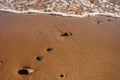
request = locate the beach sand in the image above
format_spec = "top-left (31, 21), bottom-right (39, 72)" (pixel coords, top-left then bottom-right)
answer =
top-left (0, 12), bottom-right (120, 80)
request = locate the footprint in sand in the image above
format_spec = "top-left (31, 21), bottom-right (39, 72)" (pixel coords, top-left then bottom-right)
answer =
top-left (36, 56), bottom-right (44, 61)
top-left (59, 74), bottom-right (65, 78)
top-left (107, 19), bottom-right (111, 22)
top-left (46, 48), bottom-right (53, 52)
top-left (60, 32), bottom-right (73, 37)
top-left (18, 67), bottom-right (34, 75)
top-left (97, 19), bottom-right (103, 24)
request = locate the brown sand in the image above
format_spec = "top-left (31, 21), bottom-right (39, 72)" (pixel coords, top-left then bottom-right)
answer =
top-left (0, 12), bottom-right (120, 80)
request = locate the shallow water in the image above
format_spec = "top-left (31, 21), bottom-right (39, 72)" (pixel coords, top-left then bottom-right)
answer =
top-left (0, 0), bottom-right (120, 17)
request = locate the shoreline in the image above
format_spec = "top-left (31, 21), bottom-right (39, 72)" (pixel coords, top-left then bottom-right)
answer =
top-left (0, 8), bottom-right (120, 18)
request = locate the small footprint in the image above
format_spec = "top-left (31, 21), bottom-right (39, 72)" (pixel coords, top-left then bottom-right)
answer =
top-left (36, 56), bottom-right (43, 61)
top-left (46, 48), bottom-right (53, 52)
top-left (97, 19), bottom-right (103, 24)
top-left (107, 19), bottom-right (111, 21)
top-left (60, 32), bottom-right (73, 37)
top-left (59, 74), bottom-right (65, 78)
top-left (18, 67), bottom-right (34, 75)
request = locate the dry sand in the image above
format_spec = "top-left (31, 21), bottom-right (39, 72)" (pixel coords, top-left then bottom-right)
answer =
top-left (0, 12), bottom-right (120, 80)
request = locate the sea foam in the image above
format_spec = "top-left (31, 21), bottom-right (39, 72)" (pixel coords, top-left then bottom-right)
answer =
top-left (0, 0), bottom-right (120, 17)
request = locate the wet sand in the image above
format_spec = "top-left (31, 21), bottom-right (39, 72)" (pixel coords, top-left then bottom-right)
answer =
top-left (0, 12), bottom-right (120, 80)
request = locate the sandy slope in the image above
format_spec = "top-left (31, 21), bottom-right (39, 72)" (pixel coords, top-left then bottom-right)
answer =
top-left (0, 12), bottom-right (120, 80)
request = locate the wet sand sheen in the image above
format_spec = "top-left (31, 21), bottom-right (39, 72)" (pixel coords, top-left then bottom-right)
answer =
top-left (0, 12), bottom-right (120, 80)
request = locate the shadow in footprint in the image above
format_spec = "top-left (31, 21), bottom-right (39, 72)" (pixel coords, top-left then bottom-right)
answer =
top-left (107, 19), bottom-right (111, 21)
top-left (59, 74), bottom-right (65, 78)
top-left (97, 19), bottom-right (103, 24)
top-left (46, 48), bottom-right (53, 52)
top-left (36, 56), bottom-right (43, 61)
top-left (18, 67), bottom-right (34, 75)
top-left (60, 32), bottom-right (73, 37)
top-left (18, 69), bottom-right (29, 75)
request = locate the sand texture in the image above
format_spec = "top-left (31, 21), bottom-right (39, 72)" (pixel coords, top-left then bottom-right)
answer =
top-left (0, 12), bottom-right (120, 80)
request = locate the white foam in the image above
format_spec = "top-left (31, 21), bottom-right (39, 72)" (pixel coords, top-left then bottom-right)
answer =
top-left (0, 8), bottom-right (120, 18)
top-left (0, 0), bottom-right (120, 18)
